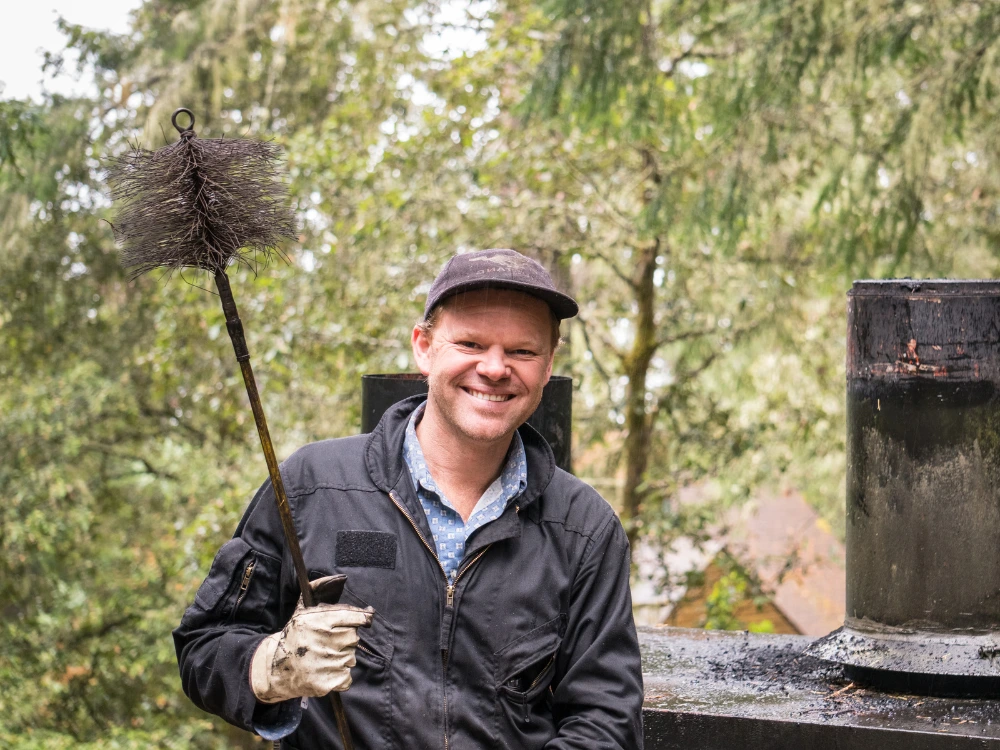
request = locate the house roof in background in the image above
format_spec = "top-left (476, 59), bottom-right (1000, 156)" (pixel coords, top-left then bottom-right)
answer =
top-left (725, 490), bottom-right (846, 635)
top-left (632, 487), bottom-right (846, 636)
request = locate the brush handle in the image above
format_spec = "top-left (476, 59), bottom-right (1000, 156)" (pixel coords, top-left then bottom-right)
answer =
top-left (214, 270), bottom-right (356, 750)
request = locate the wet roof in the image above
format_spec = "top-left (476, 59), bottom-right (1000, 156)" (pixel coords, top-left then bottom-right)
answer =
top-left (640, 627), bottom-right (1000, 748)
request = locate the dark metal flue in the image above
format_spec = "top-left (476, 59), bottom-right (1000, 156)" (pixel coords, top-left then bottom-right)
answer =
top-left (808, 279), bottom-right (1000, 697)
top-left (361, 374), bottom-right (573, 473)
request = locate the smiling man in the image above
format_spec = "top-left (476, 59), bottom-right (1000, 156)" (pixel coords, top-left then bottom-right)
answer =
top-left (174, 249), bottom-right (644, 748)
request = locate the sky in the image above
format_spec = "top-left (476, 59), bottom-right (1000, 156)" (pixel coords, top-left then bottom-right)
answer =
top-left (0, 0), bottom-right (142, 101)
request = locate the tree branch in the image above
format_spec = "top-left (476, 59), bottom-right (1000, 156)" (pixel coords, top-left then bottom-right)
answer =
top-left (590, 250), bottom-right (638, 289)
top-left (654, 352), bottom-right (719, 417)
top-left (67, 613), bottom-right (141, 647)
top-left (574, 313), bottom-right (620, 406)
top-left (661, 45), bottom-right (736, 75)
top-left (576, 310), bottom-right (625, 364)
top-left (656, 327), bottom-right (716, 347)
top-left (550, 141), bottom-right (639, 233)
top-left (137, 399), bottom-right (208, 442)
top-left (84, 444), bottom-right (178, 481)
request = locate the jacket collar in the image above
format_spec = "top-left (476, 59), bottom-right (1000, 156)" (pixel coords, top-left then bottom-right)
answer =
top-left (364, 394), bottom-right (556, 513)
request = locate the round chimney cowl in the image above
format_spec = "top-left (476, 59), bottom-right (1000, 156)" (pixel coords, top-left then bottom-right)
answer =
top-left (808, 280), bottom-right (1000, 697)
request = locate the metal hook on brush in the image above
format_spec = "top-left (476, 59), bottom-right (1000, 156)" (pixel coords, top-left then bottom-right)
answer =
top-left (171, 107), bottom-right (195, 134)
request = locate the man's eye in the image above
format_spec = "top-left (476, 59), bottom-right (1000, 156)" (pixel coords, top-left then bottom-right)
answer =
top-left (511, 349), bottom-right (536, 357)
top-left (457, 341), bottom-right (481, 349)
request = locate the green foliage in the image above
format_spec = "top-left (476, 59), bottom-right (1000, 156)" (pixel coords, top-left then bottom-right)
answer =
top-left (702, 557), bottom-right (774, 633)
top-left (703, 570), bottom-right (748, 631)
top-left (0, 100), bottom-right (43, 178)
top-left (3, 0), bottom-right (1000, 744)
top-left (514, 0), bottom-right (1000, 540)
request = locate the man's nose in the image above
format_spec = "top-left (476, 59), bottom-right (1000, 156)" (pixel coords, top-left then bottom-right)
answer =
top-left (477, 345), bottom-right (510, 380)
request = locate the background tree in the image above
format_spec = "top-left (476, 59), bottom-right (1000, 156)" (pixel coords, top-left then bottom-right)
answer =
top-left (513, 0), bottom-right (1000, 537)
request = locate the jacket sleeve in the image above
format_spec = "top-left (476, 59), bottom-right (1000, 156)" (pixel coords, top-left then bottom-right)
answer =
top-left (172, 478), bottom-right (304, 740)
top-left (547, 513), bottom-right (644, 749)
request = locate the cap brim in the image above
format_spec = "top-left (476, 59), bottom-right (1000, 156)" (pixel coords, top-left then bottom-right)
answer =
top-left (432, 280), bottom-right (579, 320)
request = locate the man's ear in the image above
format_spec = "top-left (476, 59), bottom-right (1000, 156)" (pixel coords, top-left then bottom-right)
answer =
top-left (541, 350), bottom-right (554, 386)
top-left (412, 326), bottom-right (433, 376)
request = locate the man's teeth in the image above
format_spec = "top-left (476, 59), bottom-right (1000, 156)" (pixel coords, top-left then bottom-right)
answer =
top-left (468, 390), bottom-right (511, 402)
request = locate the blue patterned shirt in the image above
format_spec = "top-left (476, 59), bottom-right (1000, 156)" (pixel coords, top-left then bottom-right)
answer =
top-left (403, 401), bottom-right (527, 582)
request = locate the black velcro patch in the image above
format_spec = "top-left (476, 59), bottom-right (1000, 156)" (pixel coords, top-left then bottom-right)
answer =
top-left (336, 530), bottom-right (397, 570)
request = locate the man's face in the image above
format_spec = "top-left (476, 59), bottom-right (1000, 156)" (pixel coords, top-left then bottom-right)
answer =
top-left (412, 288), bottom-right (555, 446)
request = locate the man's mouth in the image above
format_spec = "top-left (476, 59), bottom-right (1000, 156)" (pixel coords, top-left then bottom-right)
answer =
top-left (462, 388), bottom-right (514, 403)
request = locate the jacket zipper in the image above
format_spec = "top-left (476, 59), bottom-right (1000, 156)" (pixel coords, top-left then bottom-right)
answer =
top-left (388, 491), bottom-right (449, 582)
top-left (235, 559), bottom-right (256, 608)
top-left (388, 490), bottom-right (453, 749)
top-left (445, 545), bottom-right (493, 749)
top-left (442, 648), bottom-right (451, 750)
top-left (508, 654), bottom-right (555, 724)
top-left (528, 655), bottom-right (555, 691)
top-left (388, 490), bottom-right (500, 750)
top-left (449, 545), bottom-right (491, 606)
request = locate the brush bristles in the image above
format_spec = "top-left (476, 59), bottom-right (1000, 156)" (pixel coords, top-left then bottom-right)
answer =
top-left (107, 134), bottom-right (297, 280)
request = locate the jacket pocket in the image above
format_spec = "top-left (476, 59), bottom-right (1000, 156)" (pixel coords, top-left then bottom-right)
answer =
top-left (340, 586), bottom-right (394, 750)
top-left (183, 538), bottom-right (282, 630)
top-left (193, 537), bottom-right (253, 613)
top-left (494, 614), bottom-right (565, 748)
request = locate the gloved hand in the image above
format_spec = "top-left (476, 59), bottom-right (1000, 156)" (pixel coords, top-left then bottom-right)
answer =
top-left (250, 589), bottom-right (374, 704)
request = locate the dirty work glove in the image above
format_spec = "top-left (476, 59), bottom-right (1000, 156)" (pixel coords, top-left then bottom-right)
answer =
top-left (250, 594), bottom-right (373, 704)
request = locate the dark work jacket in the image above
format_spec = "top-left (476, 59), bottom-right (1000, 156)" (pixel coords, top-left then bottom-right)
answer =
top-left (173, 396), bottom-right (644, 749)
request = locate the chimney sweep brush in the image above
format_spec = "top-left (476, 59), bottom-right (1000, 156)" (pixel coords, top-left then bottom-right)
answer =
top-left (107, 108), bottom-right (356, 749)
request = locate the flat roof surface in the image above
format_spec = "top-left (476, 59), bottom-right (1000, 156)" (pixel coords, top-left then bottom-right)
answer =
top-left (640, 627), bottom-right (1000, 748)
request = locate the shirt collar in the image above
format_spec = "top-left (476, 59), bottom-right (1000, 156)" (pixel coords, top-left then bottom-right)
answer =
top-left (403, 401), bottom-right (527, 506)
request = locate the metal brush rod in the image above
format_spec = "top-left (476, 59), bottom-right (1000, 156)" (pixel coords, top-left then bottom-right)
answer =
top-left (214, 270), bottom-right (355, 750)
